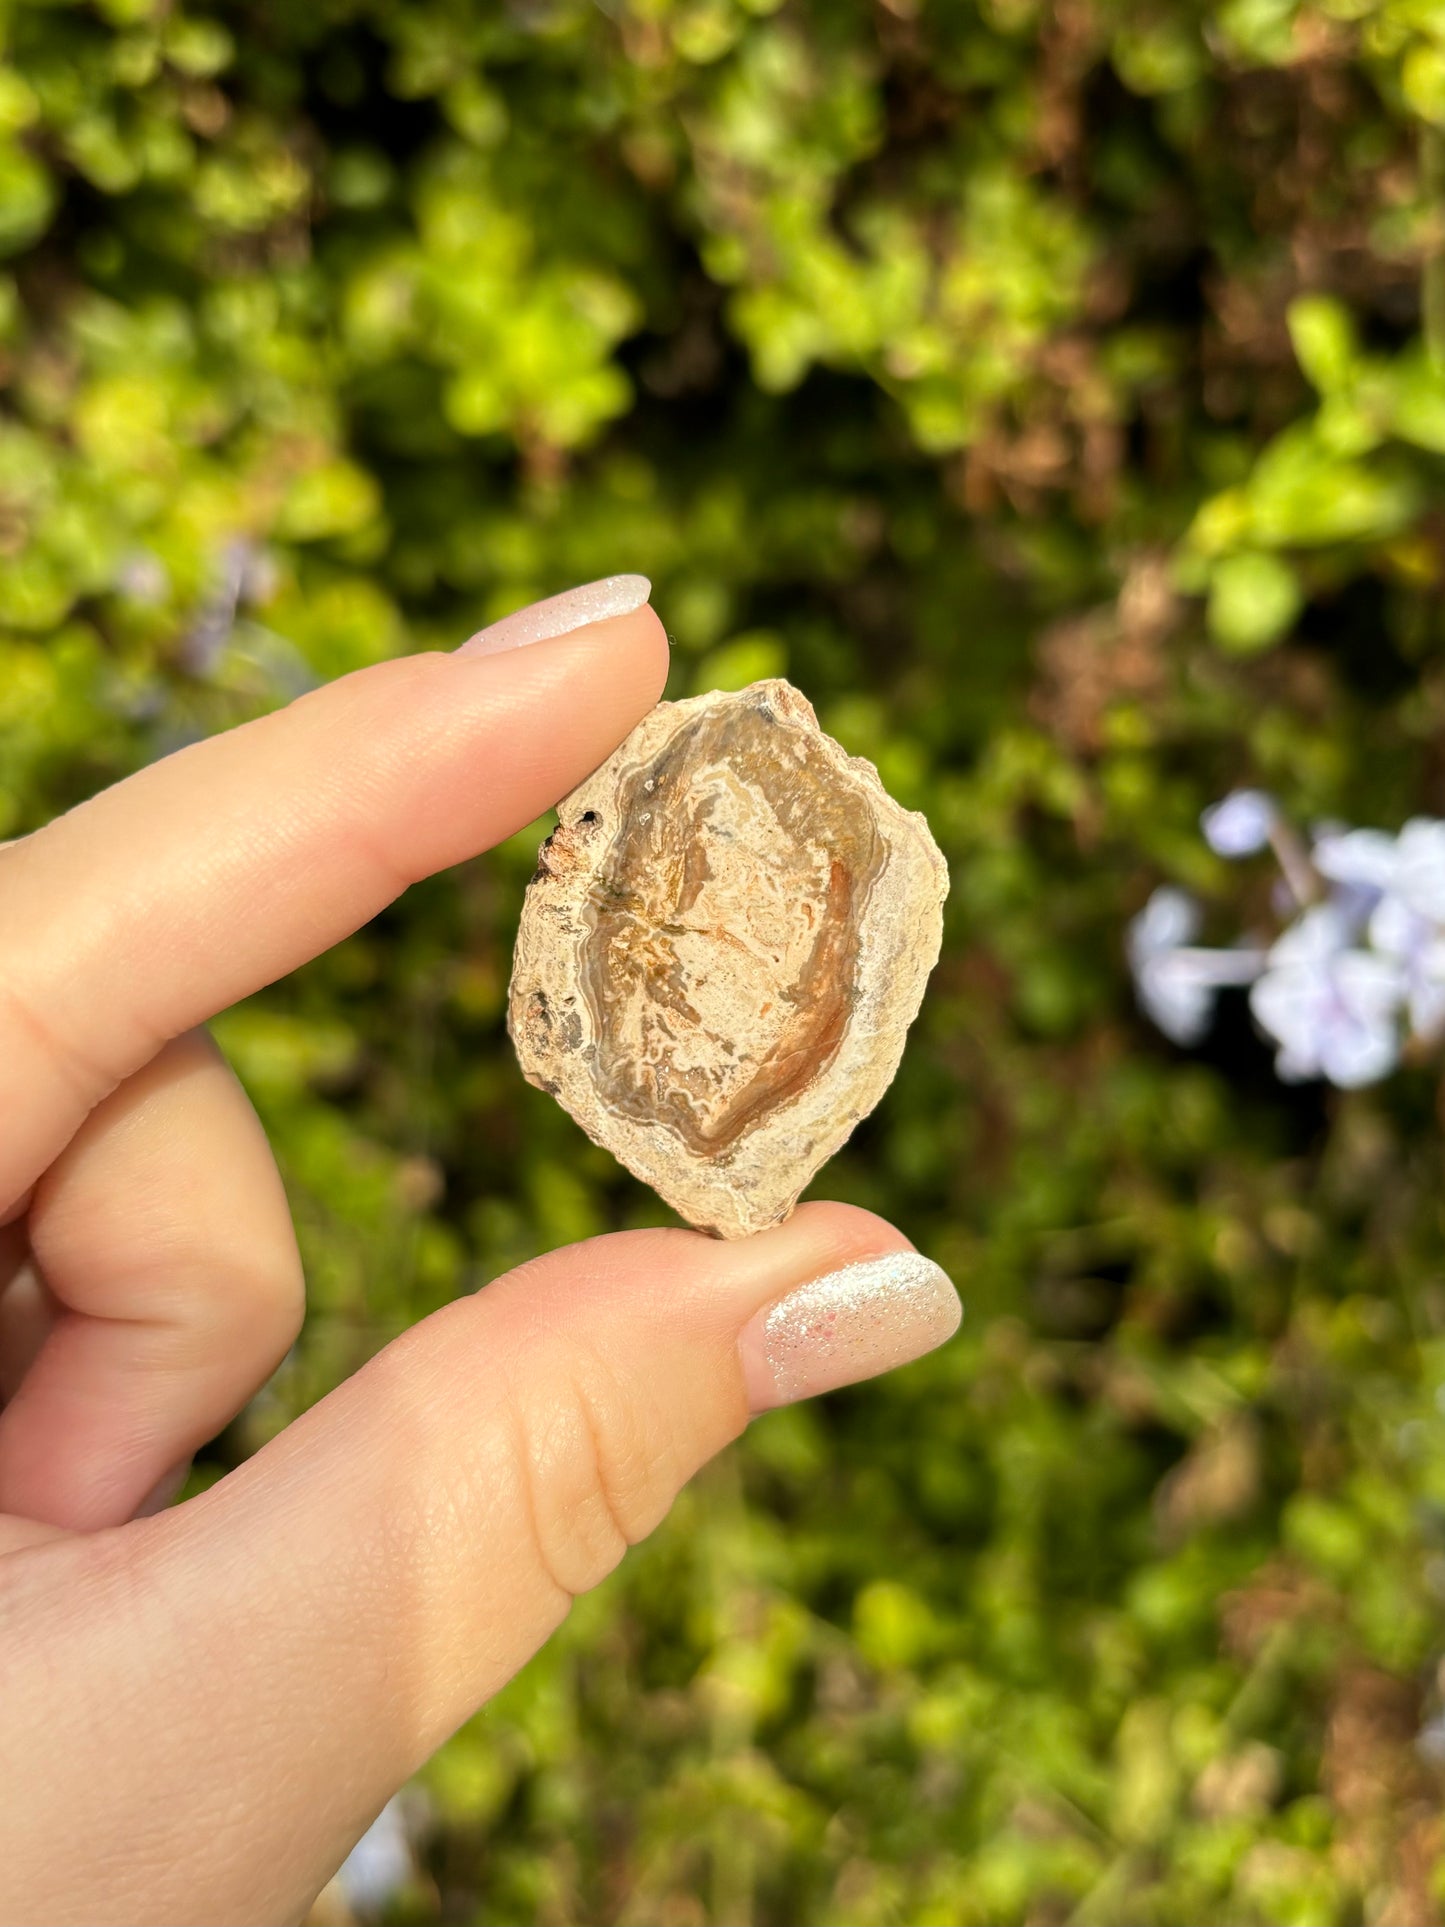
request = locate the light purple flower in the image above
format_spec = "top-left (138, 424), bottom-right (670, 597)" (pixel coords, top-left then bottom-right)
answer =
top-left (336, 1797), bottom-right (413, 1915)
top-left (1128, 889), bottom-right (1208, 1044)
top-left (1249, 905), bottom-right (1405, 1087)
top-left (1311, 826), bottom-right (1399, 913)
top-left (1313, 817), bottom-right (1445, 1041)
top-left (179, 537), bottom-right (255, 676)
top-left (1127, 887), bottom-right (1266, 1045)
top-left (115, 549), bottom-right (169, 605)
top-left (1130, 886), bottom-right (1201, 959)
top-left (238, 543), bottom-right (280, 608)
top-left (1418, 1711), bottom-right (1445, 1768)
top-left (1137, 805), bottom-right (1444, 1081)
top-left (1392, 818), bottom-right (1445, 923)
top-left (1311, 824), bottom-right (1405, 933)
top-left (1202, 789), bottom-right (1277, 857)
top-left (1204, 788), bottom-right (1322, 904)
top-left (1370, 890), bottom-right (1445, 1041)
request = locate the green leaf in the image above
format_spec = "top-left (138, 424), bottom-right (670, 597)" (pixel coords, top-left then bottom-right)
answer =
top-left (1207, 550), bottom-right (1303, 653)
top-left (276, 461), bottom-right (382, 542)
top-left (1287, 295), bottom-right (1358, 394)
top-left (1403, 41), bottom-right (1445, 124)
top-left (1387, 347), bottom-right (1445, 452)
top-left (695, 630), bottom-right (788, 690)
top-left (0, 141), bottom-right (54, 256)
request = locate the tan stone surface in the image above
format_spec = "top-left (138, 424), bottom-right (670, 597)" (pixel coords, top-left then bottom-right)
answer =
top-left (508, 679), bottom-right (949, 1238)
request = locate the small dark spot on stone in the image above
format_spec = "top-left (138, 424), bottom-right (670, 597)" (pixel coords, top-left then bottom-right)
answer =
top-left (531, 835), bottom-right (559, 884)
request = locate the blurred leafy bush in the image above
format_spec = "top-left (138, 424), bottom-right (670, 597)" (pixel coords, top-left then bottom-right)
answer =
top-left (5, 0), bottom-right (1445, 1920)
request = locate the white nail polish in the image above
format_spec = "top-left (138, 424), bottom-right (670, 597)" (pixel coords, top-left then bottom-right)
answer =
top-left (456, 575), bottom-right (652, 658)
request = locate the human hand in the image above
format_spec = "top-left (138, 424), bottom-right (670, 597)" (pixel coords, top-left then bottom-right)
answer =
top-left (0, 578), bottom-right (961, 1925)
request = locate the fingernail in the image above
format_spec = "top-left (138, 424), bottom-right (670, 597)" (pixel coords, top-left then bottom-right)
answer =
top-left (134, 1459), bottom-right (191, 1519)
top-left (738, 1253), bottom-right (962, 1414)
top-left (456, 574), bottom-right (652, 658)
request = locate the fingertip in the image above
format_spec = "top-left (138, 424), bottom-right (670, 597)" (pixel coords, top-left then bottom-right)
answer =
top-left (453, 596), bottom-right (669, 691)
top-left (751, 1199), bottom-right (918, 1269)
top-left (735, 1228), bottom-right (960, 1414)
top-left (480, 1200), bottom-right (916, 1350)
top-left (257, 604), bottom-right (672, 893)
top-left (455, 575), bottom-right (654, 659)
top-left (540, 600), bottom-right (670, 709)
top-left (631, 600), bottom-right (672, 701)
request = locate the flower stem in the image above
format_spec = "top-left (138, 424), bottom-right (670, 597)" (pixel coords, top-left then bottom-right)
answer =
top-left (1267, 821), bottom-right (1321, 909)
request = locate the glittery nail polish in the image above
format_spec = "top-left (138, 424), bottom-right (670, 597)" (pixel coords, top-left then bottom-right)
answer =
top-left (456, 575), bottom-right (652, 657)
top-left (737, 1252), bottom-right (962, 1413)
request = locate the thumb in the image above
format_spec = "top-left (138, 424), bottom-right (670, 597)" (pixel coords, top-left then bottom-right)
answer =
top-left (9, 1204), bottom-right (960, 1924)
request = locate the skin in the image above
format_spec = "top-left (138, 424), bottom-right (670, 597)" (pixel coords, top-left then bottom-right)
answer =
top-left (0, 606), bottom-right (918, 1925)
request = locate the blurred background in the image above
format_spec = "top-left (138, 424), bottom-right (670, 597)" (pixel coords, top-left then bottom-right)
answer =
top-left (3, 0), bottom-right (1445, 1920)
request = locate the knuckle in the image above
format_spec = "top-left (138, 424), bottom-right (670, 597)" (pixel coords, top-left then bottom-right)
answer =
top-left (153, 1031), bottom-right (306, 1363)
top-left (226, 1245), bottom-right (306, 1361)
top-left (145, 1244), bottom-right (304, 1377)
top-left (505, 1347), bottom-right (679, 1601)
top-left (337, 807), bottom-right (423, 902)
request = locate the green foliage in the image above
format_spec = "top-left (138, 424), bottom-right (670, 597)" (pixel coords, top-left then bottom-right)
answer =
top-left (5, 0), bottom-right (1445, 1920)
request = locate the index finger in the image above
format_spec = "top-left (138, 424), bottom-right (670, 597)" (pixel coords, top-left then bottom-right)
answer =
top-left (0, 593), bottom-right (668, 1213)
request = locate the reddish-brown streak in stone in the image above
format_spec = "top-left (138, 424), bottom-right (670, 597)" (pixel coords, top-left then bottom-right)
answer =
top-left (577, 702), bottom-right (886, 1155)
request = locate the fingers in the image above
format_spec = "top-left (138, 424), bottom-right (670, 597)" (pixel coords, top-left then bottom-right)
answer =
top-left (0, 1204), bottom-right (960, 1923)
top-left (0, 1030), bottom-right (302, 1532)
top-left (0, 1248), bottom-right (54, 1402)
top-left (0, 601), bottom-right (669, 1212)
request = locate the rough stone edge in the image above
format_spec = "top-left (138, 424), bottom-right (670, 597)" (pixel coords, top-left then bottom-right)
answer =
top-left (508, 680), bottom-right (950, 1237)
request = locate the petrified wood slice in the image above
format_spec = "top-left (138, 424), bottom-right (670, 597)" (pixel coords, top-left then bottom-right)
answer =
top-left (508, 679), bottom-right (949, 1238)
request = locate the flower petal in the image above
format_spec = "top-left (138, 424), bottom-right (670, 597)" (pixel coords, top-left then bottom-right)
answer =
top-left (1137, 953), bottom-right (1217, 1045)
top-left (1268, 904), bottom-right (1351, 967)
top-left (1396, 819), bottom-right (1445, 921)
top-left (1128, 886), bottom-right (1201, 964)
top-left (1312, 827), bottom-right (1399, 893)
top-left (1202, 789), bottom-right (1277, 857)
